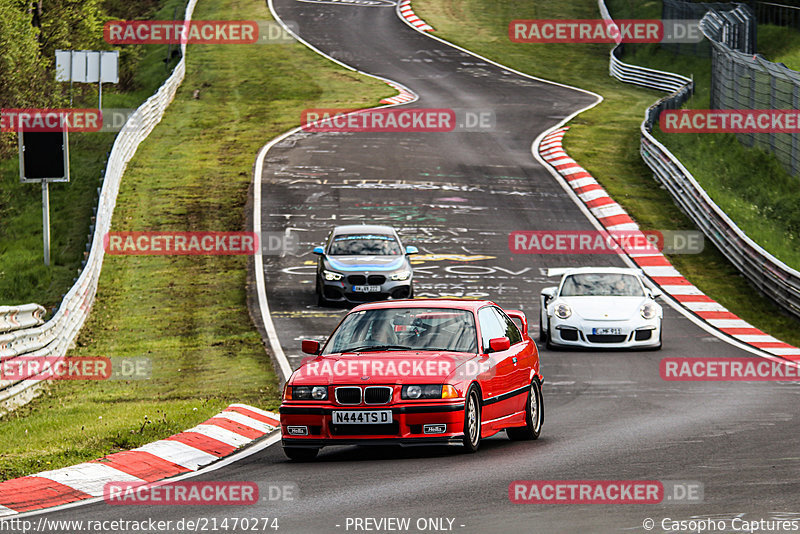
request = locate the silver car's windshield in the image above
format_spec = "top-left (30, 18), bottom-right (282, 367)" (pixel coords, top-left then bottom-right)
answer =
top-left (560, 273), bottom-right (644, 297)
top-left (329, 234), bottom-right (402, 256)
top-left (323, 308), bottom-right (477, 354)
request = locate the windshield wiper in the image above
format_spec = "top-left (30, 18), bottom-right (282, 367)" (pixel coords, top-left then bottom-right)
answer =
top-left (340, 344), bottom-right (413, 353)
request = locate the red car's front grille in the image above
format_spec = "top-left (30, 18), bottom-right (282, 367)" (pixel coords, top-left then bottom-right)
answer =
top-left (335, 387), bottom-right (362, 405)
top-left (364, 386), bottom-right (392, 404)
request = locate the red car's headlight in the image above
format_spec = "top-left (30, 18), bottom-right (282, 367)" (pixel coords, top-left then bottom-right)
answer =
top-left (290, 386), bottom-right (328, 400)
top-left (401, 385), bottom-right (458, 399)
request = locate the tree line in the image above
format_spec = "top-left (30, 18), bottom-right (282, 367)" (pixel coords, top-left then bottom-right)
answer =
top-left (0, 0), bottom-right (163, 156)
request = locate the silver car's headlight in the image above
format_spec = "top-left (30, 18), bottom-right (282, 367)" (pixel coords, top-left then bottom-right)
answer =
top-left (323, 270), bottom-right (343, 281)
top-left (391, 270), bottom-right (411, 281)
top-left (640, 302), bottom-right (658, 320)
top-left (554, 303), bottom-right (572, 319)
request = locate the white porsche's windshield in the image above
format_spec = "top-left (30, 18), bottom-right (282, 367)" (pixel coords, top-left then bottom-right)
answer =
top-left (560, 273), bottom-right (644, 297)
top-left (323, 308), bottom-right (477, 354)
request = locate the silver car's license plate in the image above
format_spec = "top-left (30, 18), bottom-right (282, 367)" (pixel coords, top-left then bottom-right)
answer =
top-left (592, 327), bottom-right (622, 335)
top-left (353, 285), bottom-right (381, 293)
top-left (332, 410), bottom-right (392, 425)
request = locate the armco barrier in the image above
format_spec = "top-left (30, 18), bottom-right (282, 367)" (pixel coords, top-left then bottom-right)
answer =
top-left (597, 0), bottom-right (694, 94)
top-left (597, 0), bottom-right (800, 320)
top-left (0, 0), bottom-right (198, 413)
top-left (0, 304), bottom-right (45, 333)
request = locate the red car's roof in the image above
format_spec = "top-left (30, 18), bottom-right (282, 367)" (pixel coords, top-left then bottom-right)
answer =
top-left (350, 298), bottom-right (495, 313)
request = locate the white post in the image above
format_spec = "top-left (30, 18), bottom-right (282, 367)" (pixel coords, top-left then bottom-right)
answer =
top-left (42, 181), bottom-right (51, 266)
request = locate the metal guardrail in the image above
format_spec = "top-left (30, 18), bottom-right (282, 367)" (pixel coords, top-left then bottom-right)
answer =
top-left (598, 0), bottom-right (800, 321)
top-left (701, 5), bottom-right (757, 53)
top-left (661, 0), bottom-right (755, 56)
top-left (609, 48), bottom-right (693, 93)
top-left (0, 305), bottom-right (45, 333)
top-left (597, 0), bottom-right (694, 94)
top-left (0, 0), bottom-right (199, 413)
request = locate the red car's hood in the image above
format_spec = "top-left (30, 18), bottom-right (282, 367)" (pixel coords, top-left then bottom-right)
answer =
top-left (290, 351), bottom-right (480, 385)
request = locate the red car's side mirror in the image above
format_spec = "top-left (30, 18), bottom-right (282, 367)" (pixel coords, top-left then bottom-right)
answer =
top-left (301, 339), bottom-right (321, 355)
top-left (505, 310), bottom-right (528, 336)
top-left (489, 337), bottom-right (511, 352)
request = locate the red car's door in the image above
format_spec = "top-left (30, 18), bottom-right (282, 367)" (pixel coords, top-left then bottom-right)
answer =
top-left (476, 306), bottom-right (520, 428)
top-left (494, 308), bottom-right (535, 413)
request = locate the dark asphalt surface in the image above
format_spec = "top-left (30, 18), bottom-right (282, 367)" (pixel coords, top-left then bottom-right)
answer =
top-left (25, 1), bottom-right (800, 533)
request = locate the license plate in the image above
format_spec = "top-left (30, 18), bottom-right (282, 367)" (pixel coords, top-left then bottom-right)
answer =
top-left (353, 285), bottom-right (381, 293)
top-left (332, 410), bottom-right (392, 425)
top-left (592, 327), bottom-right (622, 335)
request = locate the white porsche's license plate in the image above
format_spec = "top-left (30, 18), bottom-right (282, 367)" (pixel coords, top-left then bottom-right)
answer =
top-left (592, 327), bottom-right (622, 335)
top-left (332, 410), bottom-right (392, 425)
top-left (353, 285), bottom-right (381, 293)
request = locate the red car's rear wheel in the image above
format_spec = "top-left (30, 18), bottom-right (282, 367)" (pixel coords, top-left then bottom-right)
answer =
top-left (461, 386), bottom-right (482, 453)
top-left (508, 379), bottom-right (543, 441)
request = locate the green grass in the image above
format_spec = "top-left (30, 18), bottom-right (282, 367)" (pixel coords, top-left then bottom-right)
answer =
top-left (0, 0), bottom-right (392, 480)
top-left (413, 0), bottom-right (800, 345)
top-left (0, 0), bottom-right (187, 309)
top-left (640, 24), bottom-right (800, 269)
top-left (759, 24), bottom-right (800, 70)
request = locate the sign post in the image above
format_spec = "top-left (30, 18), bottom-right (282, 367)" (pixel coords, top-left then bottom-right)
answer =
top-left (18, 130), bottom-right (70, 266)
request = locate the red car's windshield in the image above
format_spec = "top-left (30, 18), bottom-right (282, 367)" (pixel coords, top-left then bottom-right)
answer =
top-left (322, 307), bottom-right (477, 354)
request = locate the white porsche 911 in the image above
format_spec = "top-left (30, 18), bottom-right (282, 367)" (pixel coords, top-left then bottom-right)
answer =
top-left (539, 267), bottom-right (663, 350)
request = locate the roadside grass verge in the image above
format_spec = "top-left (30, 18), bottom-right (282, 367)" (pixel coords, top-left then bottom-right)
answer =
top-left (0, 0), bottom-right (187, 309)
top-left (0, 0), bottom-right (392, 480)
top-left (617, 3), bottom-right (800, 269)
top-left (413, 0), bottom-right (800, 345)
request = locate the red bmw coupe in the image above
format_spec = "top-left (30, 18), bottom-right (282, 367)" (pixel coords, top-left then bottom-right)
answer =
top-left (279, 299), bottom-right (543, 460)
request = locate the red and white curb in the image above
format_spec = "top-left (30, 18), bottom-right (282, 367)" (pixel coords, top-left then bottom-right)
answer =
top-left (398, 0), bottom-right (433, 32)
top-left (0, 404), bottom-right (279, 516)
top-left (380, 80), bottom-right (417, 105)
top-left (539, 127), bottom-right (800, 363)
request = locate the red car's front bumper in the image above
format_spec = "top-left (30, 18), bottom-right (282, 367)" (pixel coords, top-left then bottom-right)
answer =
top-left (279, 401), bottom-right (466, 448)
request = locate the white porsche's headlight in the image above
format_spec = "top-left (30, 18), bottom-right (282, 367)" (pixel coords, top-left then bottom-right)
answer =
top-left (554, 303), bottom-right (572, 319)
top-left (640, 302), bottom-right (658, 320)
